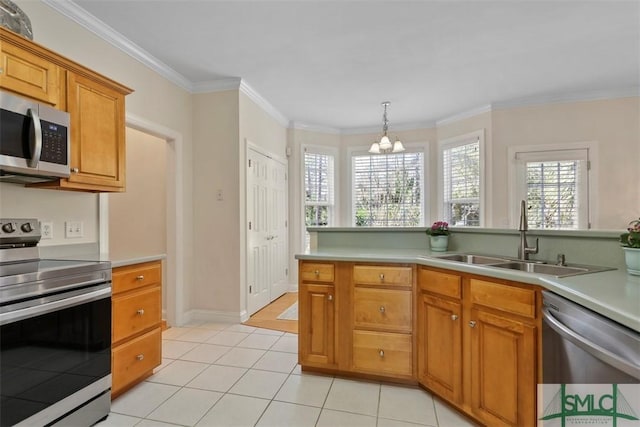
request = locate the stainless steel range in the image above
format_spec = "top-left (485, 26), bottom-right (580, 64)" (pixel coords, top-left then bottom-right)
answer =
top-left (0, 218), bottom-right (112, 427)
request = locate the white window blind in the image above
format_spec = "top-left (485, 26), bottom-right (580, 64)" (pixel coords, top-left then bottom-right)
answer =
top-left (304, 150), bottom-right (334, 227)
top-left (515, 148), bottom-right (589, 229)
top-left (352, 151), bottom-right (423, 227)
top-left (442, 138), bottom-right (480, 226)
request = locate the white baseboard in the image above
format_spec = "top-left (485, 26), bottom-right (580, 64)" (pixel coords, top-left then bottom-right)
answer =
top-left (182, 309), bottom-right (249, 326)
top-left (287, 283), bottom-right (299, 293)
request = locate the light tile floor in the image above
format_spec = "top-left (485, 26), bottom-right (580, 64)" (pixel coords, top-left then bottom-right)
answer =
top-left (99, 322), bottom-right (478, 427)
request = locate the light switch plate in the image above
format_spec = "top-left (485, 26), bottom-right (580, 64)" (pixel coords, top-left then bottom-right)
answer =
top-left (65, 221), bottom-right (83, 238)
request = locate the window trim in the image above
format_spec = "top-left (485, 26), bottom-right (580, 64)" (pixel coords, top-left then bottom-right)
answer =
top-left (507, 141), bottom-right (598, 229)
top-left (437, 129), bottom-right (486, 227)
top-left (347, 142), bottom-right (429, 227)
top-left (301, 144), bottom-right (338, 249)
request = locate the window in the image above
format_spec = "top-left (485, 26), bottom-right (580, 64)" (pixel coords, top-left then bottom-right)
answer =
top-left (304, 148), bottom-right (335, 248)
top-left (512, 147), bottom-right (590, 229)
top-left (441, 135), bottom-right (482, 227)
top-left (352, 150), bottom-right (424, 227)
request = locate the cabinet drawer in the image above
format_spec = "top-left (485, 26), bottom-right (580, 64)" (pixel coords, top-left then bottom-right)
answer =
top-left (470, 279), bottom-right (536, 319)
top-left (300, 262), bottom-right (334, 283)
top-left (353, 265), bottom-right (412, 287)
top-left (418, 268), bottom-right (461, 299)
top-left (354, 288), bottom-right (412, 332)
top-left (112, 327), bottom-right (161, 395)
top-left (113, 286), bottom-right (161, 343)
top-left (352, 330), bottom-right (412, 377)
top-left (113, 261), bottom-right (162, 294)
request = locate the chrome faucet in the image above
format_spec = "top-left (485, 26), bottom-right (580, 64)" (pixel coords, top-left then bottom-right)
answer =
top-left (518, 200), bottom-right (539, 260)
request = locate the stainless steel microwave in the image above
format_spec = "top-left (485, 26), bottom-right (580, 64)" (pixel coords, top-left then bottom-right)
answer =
top-left (0, 91), bottom-right (70, 183)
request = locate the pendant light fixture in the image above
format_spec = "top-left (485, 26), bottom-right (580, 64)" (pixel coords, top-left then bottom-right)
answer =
top-left (369, 101), bottom-right (405, 154)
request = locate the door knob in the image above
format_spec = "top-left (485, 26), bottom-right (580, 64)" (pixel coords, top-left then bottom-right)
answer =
top-left (469, 320), bottom-right (477, 328)
top-left (327, 294), bottom-right (333, 301)
top-left (451, 314), bottom-right (458, 321)
top-left (379, 349), bottom-right (385, 357)
top-left (379, 306), bottom-right (385, 313)
top-left (136, 309), bottom-right (145, 316)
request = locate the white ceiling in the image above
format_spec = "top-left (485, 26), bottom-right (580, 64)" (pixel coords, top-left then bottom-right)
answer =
top-left (62, 1), bottom-right (639, 130)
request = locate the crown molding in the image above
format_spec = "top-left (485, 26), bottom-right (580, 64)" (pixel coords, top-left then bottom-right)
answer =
top-left (341, 119), bottom-right (437, 135)
top-left (492, 86), bottom-right (640, 110)
top-left (239, 80), bottom-right (289, 127)
top-left (436, 104), bottom-right (493, 127)
top-left (289, 121), bottom-right (341, 134)
top-left (43, 0), bottom-right (194, 92)
top-left (192, 78), bottom-right (242, 93)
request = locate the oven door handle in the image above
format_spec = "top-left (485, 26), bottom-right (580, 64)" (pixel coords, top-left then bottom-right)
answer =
top-left (0, 286), bottom-right (111, 326)
top-left (542, 307), bottom-right (640, 380)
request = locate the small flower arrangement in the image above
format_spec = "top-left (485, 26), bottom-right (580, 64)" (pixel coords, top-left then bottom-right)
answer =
top-left (426, 221), bottom-right (450, 236)
top-left (620, 217), bottom-right (640, 249)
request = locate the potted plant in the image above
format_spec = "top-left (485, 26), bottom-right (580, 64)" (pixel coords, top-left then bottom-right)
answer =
top-left (620, 217), bottom-right (640, 275)
top-left (426, 221), bottom-right (450, 252)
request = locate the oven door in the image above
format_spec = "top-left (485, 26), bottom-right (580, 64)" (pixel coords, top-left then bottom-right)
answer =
top-left (0, 282), bottom-right (112, 427)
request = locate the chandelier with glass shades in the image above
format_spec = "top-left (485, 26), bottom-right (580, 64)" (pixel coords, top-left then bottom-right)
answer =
top-left (368, 101), bottom-right (405, 154)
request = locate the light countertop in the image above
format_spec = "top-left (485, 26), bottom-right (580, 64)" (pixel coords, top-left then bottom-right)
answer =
top-left (296, 248), bottom-right (640, 332)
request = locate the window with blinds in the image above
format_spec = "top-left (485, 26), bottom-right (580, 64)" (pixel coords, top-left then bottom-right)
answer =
top-left (514, 148), bottom-right (589, 229)
top-left (304, 150), bottom-right (334, 229)
top-left (442, 138), bottom-right (481, 226)
top-left (352, 151), bottom-right (423, 227)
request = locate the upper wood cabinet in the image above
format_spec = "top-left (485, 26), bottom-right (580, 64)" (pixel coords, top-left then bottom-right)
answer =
top-left (0, 27), bottom-right (133, 192)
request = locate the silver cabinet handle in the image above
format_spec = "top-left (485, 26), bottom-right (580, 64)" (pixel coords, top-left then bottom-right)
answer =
top-left (136, 309), bottom-right (145, 316)
top-left (136, 275), bottom-right (145, 281)
top-left (469, 320), bottom-right (476, 328)
top-left (314, 270), bottom-right (320, 276)
top-left (379, 306), bottom-right (385, 313)
top-left (379, 273), bottom-right (385, 281)
top-left (379, 349), bottom-right (385, 357)
top-left (136, 354), bottom-right (144, 361)
top-left (327, 294), bottom-right (333, 301)
top-left (71, 167), bottom-right (79, 173)
top-left (451, 314), bottom-right (458, 321)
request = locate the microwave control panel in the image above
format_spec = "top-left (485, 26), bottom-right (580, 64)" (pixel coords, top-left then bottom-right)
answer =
top-left (39, 120), bottom-right (68, 165)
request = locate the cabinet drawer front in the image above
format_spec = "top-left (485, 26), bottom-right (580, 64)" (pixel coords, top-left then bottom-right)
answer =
top-left (352, 330), bottom-right (412, 376)
top-left (470, 279), bottom-right (536, 319)
top-left (112, 327), bottom-right (162, 395)
top-left (418, 268), bottom-right (461, 299)
top-left (354, 288), bottom-right (412, 332)
top-left (300, 262), bottom-right (334, 282)
top-left (353, 265), bottom-right (412, 287)
top-left (113, 261), bottom-right (162, 294)
top-left (113, 287), bottom-right (161, 343)
top-left (0, 43), bottom-right (61, 105)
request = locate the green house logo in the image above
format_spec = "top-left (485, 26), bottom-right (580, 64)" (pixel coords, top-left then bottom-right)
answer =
top-left (540, 384), bottom-right (639, 426)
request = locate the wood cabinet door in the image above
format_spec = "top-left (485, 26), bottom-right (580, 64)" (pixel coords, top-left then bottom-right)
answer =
top-left (417, 293), bottom-right (462, 404)
top-left (299, 283), bottom-right (335, 367)
top-left (66, 72), bottom-right (125, 190)
top-left (470, 308), bottom-right (536, 427)
top-left (0, 40), bottom-right (63, 106)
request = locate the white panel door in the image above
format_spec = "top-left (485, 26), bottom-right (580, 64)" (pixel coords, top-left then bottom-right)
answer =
top-left (247, 148), bottom-right (288, 315)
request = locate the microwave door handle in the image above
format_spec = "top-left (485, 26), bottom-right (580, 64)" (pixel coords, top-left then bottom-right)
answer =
top-left (27, 108), bottom-right (42, 168)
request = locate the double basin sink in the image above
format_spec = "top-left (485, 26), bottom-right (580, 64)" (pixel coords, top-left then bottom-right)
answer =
top-left (433, 254), bottom-right (613, 277)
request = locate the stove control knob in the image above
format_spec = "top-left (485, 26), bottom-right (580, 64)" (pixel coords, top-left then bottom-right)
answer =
top-left (2, 222), bottom-right (15, 233)
top-left (21, 223), bottom-right (33, 233)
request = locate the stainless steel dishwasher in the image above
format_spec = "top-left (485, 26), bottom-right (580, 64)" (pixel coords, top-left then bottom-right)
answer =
top-left (542, 290), bottom-right (640, 384)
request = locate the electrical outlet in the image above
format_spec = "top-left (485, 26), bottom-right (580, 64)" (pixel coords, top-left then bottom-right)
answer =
top-left (41, 222), bottom-right (53, 239)
top-left (65, 221), bottom-right (84, 238)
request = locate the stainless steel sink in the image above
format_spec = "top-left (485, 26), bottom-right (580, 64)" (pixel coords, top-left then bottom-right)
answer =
top-left (435, 254), bottom-right (508, 265)
top-left (433, 253), bottom-right (614, 277)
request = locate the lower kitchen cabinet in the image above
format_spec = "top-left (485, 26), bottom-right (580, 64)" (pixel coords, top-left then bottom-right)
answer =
top-left (111, 260), bottom-right (163, 397)
top-left (298, 282), bottom-right (335, 367)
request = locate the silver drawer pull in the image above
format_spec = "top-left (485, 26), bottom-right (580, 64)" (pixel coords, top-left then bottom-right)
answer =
top-left (379, 273), bottom-right (385, 281)
top-left (136, 354), bottom-right (144, 361)
top-left (136, 275), bottom-right (145, 281)
top-left (379, 306), bottom-right (385, 313)
top-left (71, 167), bottom-right (79, 173)
top-left (136, 309), bottom-right (145, 316)
top-left (314, 270), bottom-right (319, 276)
top-left (469, 320), bottom-right (477, 328)
top-left (327, 294), bottom-right (333, 301)
top-left (451, 314), bottom-right (458, 321)
top-left (379, 349), bottom-right (385, 357)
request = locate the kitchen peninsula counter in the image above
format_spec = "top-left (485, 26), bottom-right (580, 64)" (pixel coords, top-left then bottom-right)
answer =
top-left (296, 247), bottom-right (640, 332)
